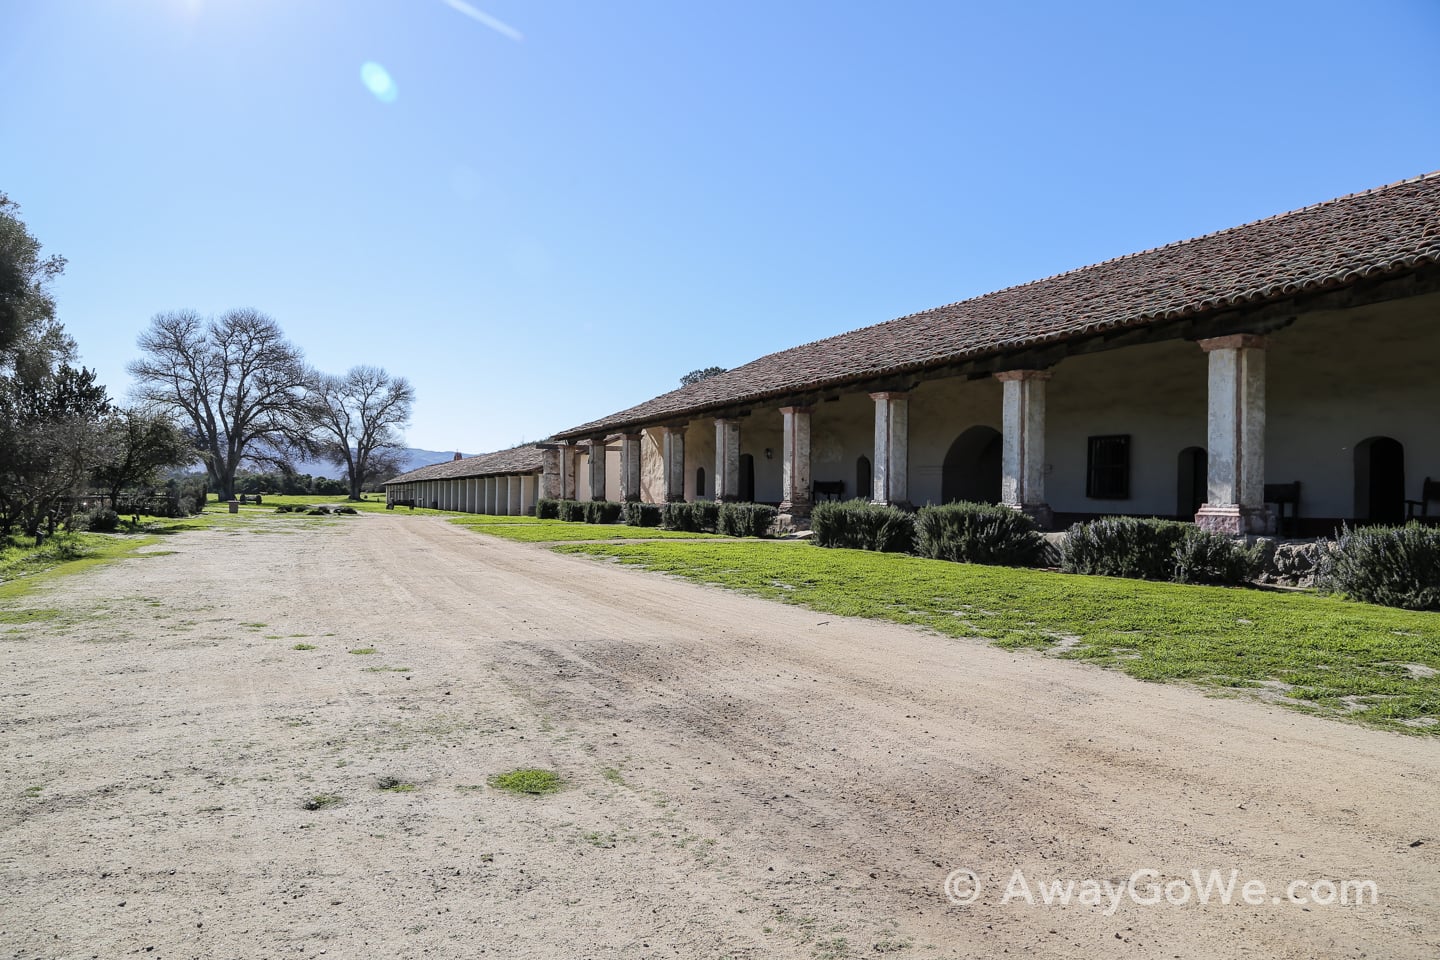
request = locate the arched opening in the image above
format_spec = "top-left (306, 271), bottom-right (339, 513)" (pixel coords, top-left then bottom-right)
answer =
top-left (942, 426), bottom-right (1002, 504)
top-left (695, 466), bottom-right (707, 499)
top-left (1354, 437), bottom-right (1405, 523)
top-left (856, 455), bottom-right (872, 501)
top-left (1177, 447), bottom-right (1207, 519)
top-left (739, 454), bottom-right (755, 502)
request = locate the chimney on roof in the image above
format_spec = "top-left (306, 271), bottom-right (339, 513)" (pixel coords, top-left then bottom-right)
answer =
top-left (453, 452), bottom-right (462, 461)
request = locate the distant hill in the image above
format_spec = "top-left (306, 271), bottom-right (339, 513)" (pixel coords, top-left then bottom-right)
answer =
top-left (294, 447), bottom-right (473, 480)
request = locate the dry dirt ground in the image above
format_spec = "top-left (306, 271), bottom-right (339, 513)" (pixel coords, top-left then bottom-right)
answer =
top-left (2, 513), bottom-right (1438, 959)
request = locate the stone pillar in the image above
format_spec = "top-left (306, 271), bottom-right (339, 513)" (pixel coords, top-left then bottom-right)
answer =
top-left (588, 438), bottom-right (608, 502)
top-left (619, 433), bottom-right (642, 502)
top-left (485, 477), bottom-right (497, 514)
top-left (540, 448), bottom-right (564, 502)
top-left (714, 418), bottom-right (742, 502)
top-left (995, 369), bottom-right (1053, 529)
top-left (869, 391), bottom-right (910, 507)
top-left (562, 443), bottom-right (579, 501)
top-left (779, 406), bottom-right (813, 519)
top-left (1196, 334), bottom-right (1272, 535)
top-left (662, 425), bottom-right (686, 502)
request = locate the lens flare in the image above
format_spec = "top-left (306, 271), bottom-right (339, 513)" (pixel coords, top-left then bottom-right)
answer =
top-left (360, 62), bottom-right (398, 104)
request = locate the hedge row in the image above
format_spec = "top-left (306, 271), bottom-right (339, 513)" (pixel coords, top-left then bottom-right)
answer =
top-left (811, 501), bottom-right (1261, 587)
top-left (538, 498), bottom-right (777, 537)
top-left (1317, 523), bottom-right (1440, 611)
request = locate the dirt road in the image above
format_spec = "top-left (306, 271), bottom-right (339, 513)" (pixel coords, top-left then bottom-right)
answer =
top-left (2, 513), bottom-right (1437, 958)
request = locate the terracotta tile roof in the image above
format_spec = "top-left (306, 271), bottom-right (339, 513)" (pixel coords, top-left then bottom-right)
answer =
top-left (552, 171), bottom-right (1440, 440)
top-left (383, 444), bottom-right (543, 484)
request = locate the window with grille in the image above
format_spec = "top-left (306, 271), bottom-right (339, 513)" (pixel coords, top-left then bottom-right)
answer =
top-left (1087, 435), bottom-right (1131, 500)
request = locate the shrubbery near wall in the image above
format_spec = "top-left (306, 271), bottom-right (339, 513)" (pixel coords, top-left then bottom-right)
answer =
top-left (1171, 527), bottom-right (1262, 585)
top-left (811, 500), bottom-right (915, 553)
top-left (556, 500), bottom-right (587, 522)
top-left (1060, 517), bottom-right (1258, 586)
top-left (662, 501), bottom-right (720, 533)
top-left (622, 502), bottom-right (663, 527)
top-left (1317, 523), bottom-right (1440, 611)
top-left (580, 500), bottom-right (623, 524)
top-left (1060, 517), bottom-right (1190, 580)
top-left (535, 499), bottom-right (561, 520)
top-left (913, 502), bottom-right (1044, 567)
top-left (718, 503), bottom-right (777, 538)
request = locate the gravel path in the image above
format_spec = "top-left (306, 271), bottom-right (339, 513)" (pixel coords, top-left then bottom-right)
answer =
top-left (2, 513), bottom-right (1437, 958)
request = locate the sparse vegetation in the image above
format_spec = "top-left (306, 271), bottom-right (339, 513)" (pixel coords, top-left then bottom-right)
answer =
top-left (488, 768), bottom-right (563, 795)
top-left (292, 642), bottom-right (317, 651)
top-left (301, 793), bottom-right (342, 810)
top-left (349, 647), bottom-right (377, 655)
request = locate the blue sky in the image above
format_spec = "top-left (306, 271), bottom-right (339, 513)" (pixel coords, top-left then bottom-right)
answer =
top-left (3, 0), bottom-right (1438, 453)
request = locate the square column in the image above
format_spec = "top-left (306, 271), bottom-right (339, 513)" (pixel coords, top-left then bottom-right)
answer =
top-left (619, 433), bottom-right (642, 502)
top-left (779, 406), bottom-right (813, 519)
top-left (508, 475), bottom-right (523, 515)
top-left (869, 391), bottom-right (910, 507)
top-left (587, 438), bottom-right (608, 502)
top-left (486, 476), bottom-right (498, 514)
top-left (540, 448), bottom-right (564, 501)
top-left (995, 369), bottom-right (1053, 529)
top-left (714, 418), bottom-right (742, 502)
top-left (520, 475), bottom-right (536, 515)
top-left (562, 443), bottom-right (579, 500)
top-left (1196, 334), bottom-right (1272, 535)
top-left (662, 425), bottom-right (686, 502)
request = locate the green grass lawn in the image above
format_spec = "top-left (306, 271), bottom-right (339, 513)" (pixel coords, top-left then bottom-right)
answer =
top-left (456, 519), bottom-right (725, 542)
top-left (555, 540), bottom-right (1440, 734)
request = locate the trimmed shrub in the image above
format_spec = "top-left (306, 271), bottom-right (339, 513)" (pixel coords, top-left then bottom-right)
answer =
top-left (662, 501), bottom-right (720, 533)
top-left (1060, 517), bottom-right (1189, 580)
top-left (72, 508), bottom-right (120, 533)
top-left (1316, 523), bottom-right (1440, 611)
top-left (1171, 527), bottom-right (1262, 585)
top-left (556, 500), bottom-right (587, 522)
top-left (535, 498), bottom-right (561, 520)
top-left (622, 501), bottom-right (663, 527)
top-left (718, 502), bottom-right (777, 538)
top-left (811, 499), bottom-right (915, 553)
top-left (582, 500), bottom-right (623, 524)
top-left (913, 502), bottom-right (1044, 567)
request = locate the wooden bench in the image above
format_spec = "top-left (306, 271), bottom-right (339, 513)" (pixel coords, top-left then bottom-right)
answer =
top-left (812, 481), bottom-right (845, 502)
top-left (1406, 477), bottom-right (1439, 521)
top-left (1264, 481), bottom-right (1301, 537)
top-left (388, 498), bottom-right (416, 510)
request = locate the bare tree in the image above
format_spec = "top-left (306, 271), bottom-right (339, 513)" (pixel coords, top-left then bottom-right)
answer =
top-left (129, 309), bottom-right (310, 501)
top-left (306, 365), bottom-right (414, 499)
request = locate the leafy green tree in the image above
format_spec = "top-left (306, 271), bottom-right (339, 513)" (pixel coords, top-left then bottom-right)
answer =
top-left (0, 365), bottom-right (111, 538)
top-left (92, 407), bottom-right (195, 505)
top-left (680, 366), bottom-right (727, 387)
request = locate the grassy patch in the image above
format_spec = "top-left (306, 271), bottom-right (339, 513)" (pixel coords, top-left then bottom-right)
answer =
top-left (0, 531), bottom-right (169, 604)
top-left (377, 777), bottom-right (416, 792)
top-left (600, 766), bottom-right (626, 786)
top-left (457, 519), bottom-right (724, 543)
top-left (292, 642), bottom-right (318, 651)
top-left (488, 768), bottom-right (563, 795)
top-left (301, 793), bottom-right (343, 810)
top-left (556, 540), bottom-right (1440, 734)
top-left (348, 647), bottom-right (377, 655)
top-left (446, 514), bottom-right (549, 525)
top-left (261, 494), bottom-right (392, 514)
top-left (363, 665), bottom-right (411, 672)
